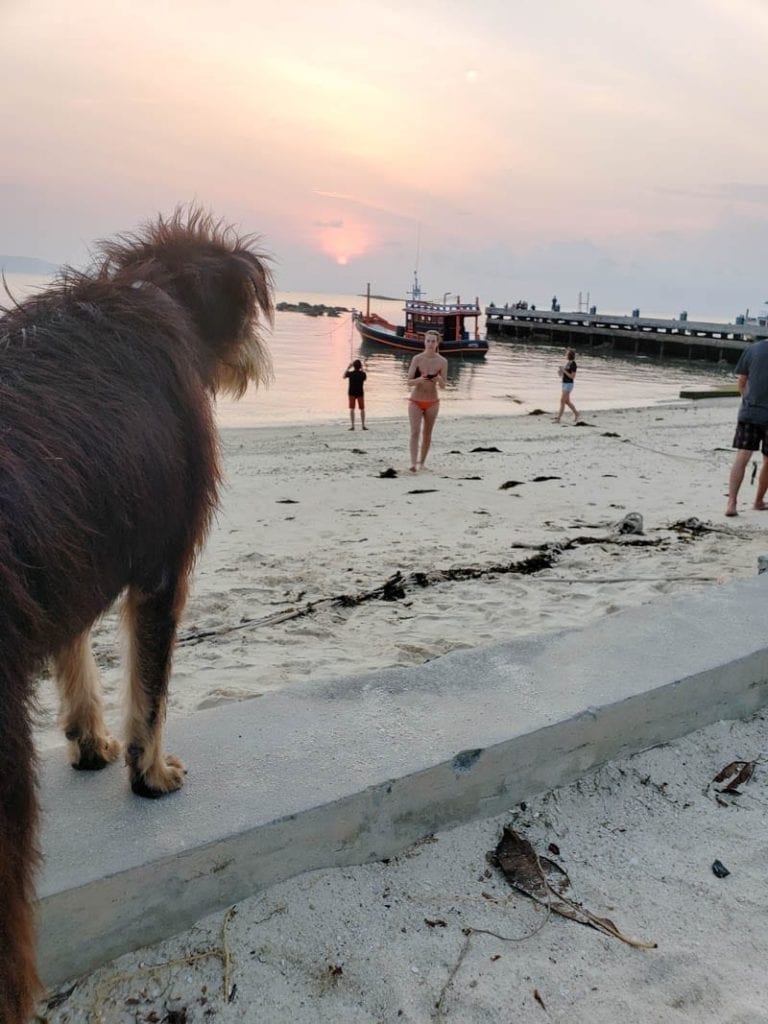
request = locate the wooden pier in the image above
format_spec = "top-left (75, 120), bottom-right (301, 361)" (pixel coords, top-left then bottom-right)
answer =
top-left (485, 306), bottom-right (768, 364)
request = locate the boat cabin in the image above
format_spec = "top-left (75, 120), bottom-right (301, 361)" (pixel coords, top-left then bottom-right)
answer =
top-left (402, 297), bottom-right (482, 344)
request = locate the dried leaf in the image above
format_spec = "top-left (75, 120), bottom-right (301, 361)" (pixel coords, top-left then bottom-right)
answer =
top-left (713, 760), bottom-right (747, 784)
top-left (722, 761), bottom-right (755, 793)
top-left (711, 759), bottom-right (756, 796)
top-left (534, 989), bottom-right (546, 1010)
top-left (489, 826), bottom-right (656, 950)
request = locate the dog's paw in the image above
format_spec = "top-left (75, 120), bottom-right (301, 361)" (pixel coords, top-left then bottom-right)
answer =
top-left (69, 732), bottom-right (122, 772)
top-left (130, 753), bottom-right (187, 799)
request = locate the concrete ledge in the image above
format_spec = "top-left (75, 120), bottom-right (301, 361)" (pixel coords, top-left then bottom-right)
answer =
top-left (38, 574), bottom-right (768, 986)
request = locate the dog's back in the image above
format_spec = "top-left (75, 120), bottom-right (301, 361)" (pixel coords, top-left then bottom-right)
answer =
top-left (0, 209), bottom-right (273, 1022)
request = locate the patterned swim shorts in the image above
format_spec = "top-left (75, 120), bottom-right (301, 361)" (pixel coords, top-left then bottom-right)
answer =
top-left (733, 420), bottom-right (768, 454)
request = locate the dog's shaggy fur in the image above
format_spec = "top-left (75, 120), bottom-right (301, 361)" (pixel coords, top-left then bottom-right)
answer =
top-left (0, 209), bottom-right (273, 1023)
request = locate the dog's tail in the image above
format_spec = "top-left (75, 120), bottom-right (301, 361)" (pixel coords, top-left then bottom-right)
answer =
top-left (0, 658), bottom-right (42, 1022)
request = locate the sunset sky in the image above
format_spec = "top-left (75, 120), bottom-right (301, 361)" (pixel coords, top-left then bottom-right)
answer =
top-left (3, 0), bottom-right (767, 316)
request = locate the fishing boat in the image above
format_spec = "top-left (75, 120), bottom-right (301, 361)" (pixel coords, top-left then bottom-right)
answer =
top-left (353, 277), bottom-right (488, 356)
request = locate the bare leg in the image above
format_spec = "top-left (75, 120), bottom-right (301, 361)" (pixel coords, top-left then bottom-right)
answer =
top-left (348, 406), bottom-right (355, 430)
top-left (564, 394), bottom-right (579, 421)
top-left (726, 448), bottom-right (754, 516)
top-left (361, 405), bottom-right (367, 429)
top-left (53, 631), bottom-right (121, 770)
top-left (554, 392), bottom-right (566, 423)
top-left (419, 403), bottom-right (441, 467)
top-left (408, 401), bottom-right (422, 470)
top-left (124, 576), bottom-right (187, 798)
top-left (754, 455), bottom-right (768, 509)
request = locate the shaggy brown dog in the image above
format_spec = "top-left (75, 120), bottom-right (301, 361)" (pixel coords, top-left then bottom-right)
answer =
top-left (0, 209), bottom-right (273, 1023)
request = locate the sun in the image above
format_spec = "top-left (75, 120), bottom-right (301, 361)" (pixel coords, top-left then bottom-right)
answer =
top-left (314, 220), bottom-right (376, 266)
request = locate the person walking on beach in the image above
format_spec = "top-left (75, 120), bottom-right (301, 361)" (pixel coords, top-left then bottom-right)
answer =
top-left (407, 330), bottom-right (447, 472)
top-left (344, 358), bottom-right (367, 430)
top-left (554, 348), bottom-right (579, 424)
top-left (725, 337), bottom-right (768, 516)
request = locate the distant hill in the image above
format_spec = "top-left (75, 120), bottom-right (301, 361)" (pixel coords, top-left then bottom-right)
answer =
top-left (0, 255), bottom-right (59, 274)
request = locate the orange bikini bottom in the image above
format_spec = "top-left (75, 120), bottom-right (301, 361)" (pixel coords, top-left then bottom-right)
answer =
top-left (410, 399), bottom-right (440, 412)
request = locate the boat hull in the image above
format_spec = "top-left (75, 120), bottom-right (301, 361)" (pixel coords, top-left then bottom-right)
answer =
top-left (355, 318), bottom-right (488, 356)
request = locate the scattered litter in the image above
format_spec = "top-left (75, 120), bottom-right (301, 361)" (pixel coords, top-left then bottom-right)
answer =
top-left (531, 475), bottom-right (561, 483)
top-left (534, 989), bottom-right (547, 1010)
top-left (601, 432), bottom-right (621, 438)
top-left (407, 488), bottom-right (439, 495)
top-left (528, 409), bottom-right (547, 416)
top-left (499, 480), bottom-right (523, 489)
top-left (616, 512), bottom-right (644, 535)
top-left (712, 860), bottom-right (730, 879)
top-left (378, 468), bottom-right (398, 478)
top-left (470, 446), bottom-right (503, 453)
top-left (46, 985), bottom-right (77, 1011)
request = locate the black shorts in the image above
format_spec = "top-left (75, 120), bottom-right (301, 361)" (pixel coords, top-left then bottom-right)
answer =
top-left (733, 420), bottom-right (768, 454)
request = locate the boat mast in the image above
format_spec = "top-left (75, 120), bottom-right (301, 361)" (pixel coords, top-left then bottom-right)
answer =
top-left (366, 282), bottom-right (370, 318)
top-left (411, 222), bottom-right (422, 301)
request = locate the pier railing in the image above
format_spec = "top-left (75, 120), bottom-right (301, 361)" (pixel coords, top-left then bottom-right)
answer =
top-left (485, 305), bottom-right (768, 363)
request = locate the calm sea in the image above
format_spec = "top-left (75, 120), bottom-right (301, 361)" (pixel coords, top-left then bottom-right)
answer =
top-left (3, 277), bottom-right (734, 427)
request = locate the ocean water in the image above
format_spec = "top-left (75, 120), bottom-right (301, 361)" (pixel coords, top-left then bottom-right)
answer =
top-left (2, 278), bottom-right (734, 427)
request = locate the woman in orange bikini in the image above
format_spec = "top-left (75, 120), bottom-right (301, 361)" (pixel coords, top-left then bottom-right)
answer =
top-left (407, 330), bottom-right (448, 472)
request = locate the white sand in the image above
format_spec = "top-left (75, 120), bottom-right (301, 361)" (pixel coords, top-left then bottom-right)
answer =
top-left (36, 396), bottom-right (768, 1022)
top-left (34, 396), bottom-right (765, 746)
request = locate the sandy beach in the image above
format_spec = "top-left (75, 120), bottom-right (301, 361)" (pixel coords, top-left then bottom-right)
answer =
top-left (35, 394), bottom-right (768, 1022)
top-left (33, 394), bottom-right (766, 748)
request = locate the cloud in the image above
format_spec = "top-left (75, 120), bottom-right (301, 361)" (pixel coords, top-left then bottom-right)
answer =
top-left (656, 183), bottom-right (768, 205)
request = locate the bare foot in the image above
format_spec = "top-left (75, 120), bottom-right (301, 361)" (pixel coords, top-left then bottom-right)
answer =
top-left (725, 507), bottom-right (738, 517)
top-left (348, 426), bottom-right (355, 430)
top-left (754, 502), bottom-right (768, 510)
top-left (362, 426), bottom-right (368, 430)
top-left (410, 466), bottom-right (417, 473)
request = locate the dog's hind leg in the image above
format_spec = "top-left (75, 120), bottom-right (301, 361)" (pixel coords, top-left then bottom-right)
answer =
top-left (53, 631), bottom-right (121, 770)
top-left (124, 576), bottom-right (188, 799)
top-left (0, 670), bottom-right (42, 1023)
